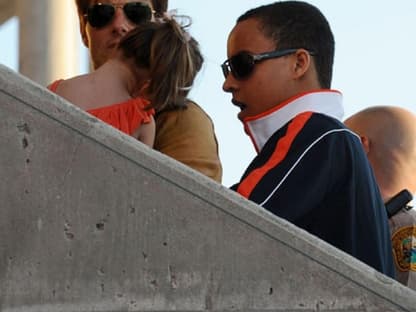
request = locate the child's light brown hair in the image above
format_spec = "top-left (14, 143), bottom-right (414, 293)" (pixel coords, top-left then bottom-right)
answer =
top-left (118, 17), bottom-right (203, 112)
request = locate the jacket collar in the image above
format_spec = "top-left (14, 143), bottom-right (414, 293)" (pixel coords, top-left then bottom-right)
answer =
top-left (243, 90), bottom-right (344, 153)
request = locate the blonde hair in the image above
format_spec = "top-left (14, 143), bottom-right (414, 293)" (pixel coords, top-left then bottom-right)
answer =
top-left (118, 17), bottom-right (203, 112)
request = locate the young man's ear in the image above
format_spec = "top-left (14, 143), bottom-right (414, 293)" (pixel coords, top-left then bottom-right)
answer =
top-left (293, 49), bottom-right (311, 78)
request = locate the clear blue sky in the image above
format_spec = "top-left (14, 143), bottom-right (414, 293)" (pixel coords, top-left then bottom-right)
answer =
top-left (1, 1), bottom-right (416, 186)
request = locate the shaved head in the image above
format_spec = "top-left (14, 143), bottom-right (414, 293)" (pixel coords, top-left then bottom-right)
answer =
top-left (344, 106), bottom-right (416, 201)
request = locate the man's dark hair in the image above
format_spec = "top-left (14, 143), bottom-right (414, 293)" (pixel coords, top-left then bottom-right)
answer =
top-left (238, 1), bottom-right (334, 88)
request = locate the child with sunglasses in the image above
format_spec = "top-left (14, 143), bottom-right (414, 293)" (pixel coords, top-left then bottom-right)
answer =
top-left (48, 16), bottom-right (200, 147)
top-left (73, 0), bottom-right (223, 182)
top-left (222, 1), bottom-right (395, 278)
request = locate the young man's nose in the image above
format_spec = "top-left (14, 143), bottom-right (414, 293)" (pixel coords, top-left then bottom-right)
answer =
top-left (222, 74), bottom-right (237, 93)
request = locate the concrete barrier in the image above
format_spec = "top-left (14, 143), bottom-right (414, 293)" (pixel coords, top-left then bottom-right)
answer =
top-left (1, 64), bottom-right (415, 311)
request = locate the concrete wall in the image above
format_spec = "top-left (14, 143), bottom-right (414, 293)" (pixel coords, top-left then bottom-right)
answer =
top-left (1, 64), bottom-right (415, 311)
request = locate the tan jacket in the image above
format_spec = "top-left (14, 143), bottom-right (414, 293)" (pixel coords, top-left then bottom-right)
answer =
top-left (154, 101), bottom-right (222, 182)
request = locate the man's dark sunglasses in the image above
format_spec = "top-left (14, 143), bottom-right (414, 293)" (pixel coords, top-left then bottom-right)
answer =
top-left (84, 2), bottom-right (153, 28)
top-left (221, 48), bottom-right (316, 80)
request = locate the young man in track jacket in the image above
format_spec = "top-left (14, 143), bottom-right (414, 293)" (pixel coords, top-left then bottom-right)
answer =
top-left (221, 1), bottom-right (394, 277)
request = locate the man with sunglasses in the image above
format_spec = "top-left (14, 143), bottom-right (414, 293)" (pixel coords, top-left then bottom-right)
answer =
top-left (74, 0), bottom-right (222, 182)
top-left (223, 1), bottom-right (394, 277)
top-left (345, 106), bottom-right (416, 289)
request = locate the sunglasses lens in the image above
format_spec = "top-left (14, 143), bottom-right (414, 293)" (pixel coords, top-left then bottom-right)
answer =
top-left (221, 63), bottom-right (230, 78)
top-left (124, 3), bottom-right (152, 24)
top-left (230, 52), bottom-right (254, 79)
top-left (87, 4), bottom-right (115, 28)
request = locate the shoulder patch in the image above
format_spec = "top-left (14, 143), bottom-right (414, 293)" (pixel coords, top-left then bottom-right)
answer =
top-left (391, 226), bottom-right (416, 272)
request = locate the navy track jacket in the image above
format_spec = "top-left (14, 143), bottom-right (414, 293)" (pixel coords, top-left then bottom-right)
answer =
top-left (233, 91), bottom-right (395, 277)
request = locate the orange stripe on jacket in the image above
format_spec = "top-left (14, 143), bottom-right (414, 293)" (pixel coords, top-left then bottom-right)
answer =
top-left (237, 111), bottom-right (313, 198)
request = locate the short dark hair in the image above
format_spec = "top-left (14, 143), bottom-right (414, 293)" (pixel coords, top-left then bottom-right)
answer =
top-left (237, 1), bottom-right (335, 88)
top-left (119, 18), bottom-right (203, 112)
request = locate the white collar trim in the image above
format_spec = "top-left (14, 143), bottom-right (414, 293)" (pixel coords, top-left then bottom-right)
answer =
top-left (244, 90), bottom-right (344, 152)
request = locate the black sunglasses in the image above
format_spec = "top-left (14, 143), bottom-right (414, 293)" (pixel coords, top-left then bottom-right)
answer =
top-left (84, 2), bottom-right (153, 28)
top-left (221, 48), bottom-right (316, 80)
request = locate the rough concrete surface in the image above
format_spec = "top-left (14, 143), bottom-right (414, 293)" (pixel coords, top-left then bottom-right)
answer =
top-left (1, 64), bottom-right (415, 311)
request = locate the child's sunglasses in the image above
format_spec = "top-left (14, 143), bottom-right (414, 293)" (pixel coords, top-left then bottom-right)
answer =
top-left (221, 48), bottom-right (316, 80)
top-left (84, 2), bottom-right (153, 28)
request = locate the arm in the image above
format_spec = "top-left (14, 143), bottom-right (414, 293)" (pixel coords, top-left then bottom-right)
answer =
top-left (136, 116), bottom-right (155, 148)
top-left (154, 101), bottom-right (222, 182)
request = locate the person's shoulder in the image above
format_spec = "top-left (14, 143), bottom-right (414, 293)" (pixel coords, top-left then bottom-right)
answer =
top-left (309, 112), bottom-right (345, 129)
top-left (298, 112), bottom-right (347, 137)
top-left (392, 208), bottom-right (416, 225)
top-left (47, 79), bottom-right (64, 92)
top-left (157, 100), bottom-right (214, 127)
top-left (177, 100), bottom-right (212, 120)
top-left (49, 75), bottom-right (90, 94)
top-left (307, 113), bottom-right (358, 140)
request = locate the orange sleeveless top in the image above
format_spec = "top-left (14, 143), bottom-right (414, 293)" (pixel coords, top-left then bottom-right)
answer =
top-left (48, 79), bottom-right (155, 136)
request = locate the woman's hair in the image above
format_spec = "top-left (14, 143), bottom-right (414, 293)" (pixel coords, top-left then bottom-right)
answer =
top-left (118, 16), bottom-right (203, 112)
